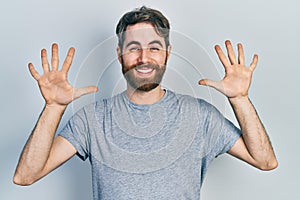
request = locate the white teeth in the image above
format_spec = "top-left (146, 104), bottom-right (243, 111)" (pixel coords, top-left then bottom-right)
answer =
top-left (136, 68), bottom-right (154, 73)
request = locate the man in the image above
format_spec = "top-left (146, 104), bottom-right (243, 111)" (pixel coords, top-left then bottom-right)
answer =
top-left (14, 6), bottom-right (278, 199)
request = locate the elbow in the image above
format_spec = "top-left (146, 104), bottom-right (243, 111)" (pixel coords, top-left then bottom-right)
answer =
top-left (13, 173), bottom-right (36, 186)
top-left (257, 159), bottom-right (279, 171)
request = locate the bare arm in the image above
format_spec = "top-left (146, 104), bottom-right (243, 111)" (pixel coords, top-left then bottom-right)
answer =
top-left (13, 44), bottom-right (98, 185)
top-left (199, 40), bottom-right (278, 170)
top-left (14, 105), bottom-right (76, 185)
top-left (228, 96), bottom-right (277, 170)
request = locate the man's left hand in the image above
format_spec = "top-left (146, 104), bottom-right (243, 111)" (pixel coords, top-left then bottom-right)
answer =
top-left (199, 40), bottom-right (258, 100)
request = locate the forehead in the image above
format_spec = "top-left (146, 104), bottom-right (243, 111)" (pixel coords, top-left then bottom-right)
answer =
top-left (123, 22), bottom-right (165, 47)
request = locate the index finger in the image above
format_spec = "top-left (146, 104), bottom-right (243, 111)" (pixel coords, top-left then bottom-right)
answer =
top-left (61, 47), bottom-right (75, 73)
top-left (249, 54), bottom-right (258, 71)
top-left (215, 45), bottom-right (230, 69)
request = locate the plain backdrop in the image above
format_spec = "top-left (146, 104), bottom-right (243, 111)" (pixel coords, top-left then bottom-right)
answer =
top-left (0, 0), bottom-right (299, 199)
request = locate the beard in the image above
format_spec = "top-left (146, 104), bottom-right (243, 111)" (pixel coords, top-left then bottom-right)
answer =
top-left (122, 62), bottom-right (166, 92)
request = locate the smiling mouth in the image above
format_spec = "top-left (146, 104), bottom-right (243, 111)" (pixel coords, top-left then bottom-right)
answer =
top-left (134, 64), bottom-right (156, 74)
top-left (135, 67), bottom-right (155, 74)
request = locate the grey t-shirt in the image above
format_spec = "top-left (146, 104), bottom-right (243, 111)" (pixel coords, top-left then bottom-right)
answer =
top-left (59, 90), bottom-right (241, 200)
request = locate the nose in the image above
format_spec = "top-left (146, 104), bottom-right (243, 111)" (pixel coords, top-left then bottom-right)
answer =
top-left (137, 48), bottom-right (150, 64)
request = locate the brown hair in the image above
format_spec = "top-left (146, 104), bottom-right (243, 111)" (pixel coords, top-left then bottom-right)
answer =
top-left (116, 6), bottom-right (170, 49)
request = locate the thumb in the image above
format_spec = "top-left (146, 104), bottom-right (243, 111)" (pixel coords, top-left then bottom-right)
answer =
top-left (199, 79), bottom-right (225, 94)
top-left (198, 79), bottom-right (218, 88)
top-left (74, 86), bottom-right (98, 99)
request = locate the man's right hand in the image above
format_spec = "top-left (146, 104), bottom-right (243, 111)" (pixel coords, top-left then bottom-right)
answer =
top-left (14, 43), bottom-right (97, 185)
top-left (28, 43), bottom-right (98, 108)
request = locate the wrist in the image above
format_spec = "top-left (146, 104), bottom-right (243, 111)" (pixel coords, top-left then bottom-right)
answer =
top-left (228, 95), bottom-right (250, 106)
top-left (44, 103), bottom-right (67, 114)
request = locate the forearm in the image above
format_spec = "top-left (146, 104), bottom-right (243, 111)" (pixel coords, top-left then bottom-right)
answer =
top-left (229, 96), bottom-right (277, 169)
top-left (14, 104), bottom-right (66, 185)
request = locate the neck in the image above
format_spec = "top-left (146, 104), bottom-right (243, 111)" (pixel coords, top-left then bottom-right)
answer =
top-left (126, 85), bottom-right (165, 105)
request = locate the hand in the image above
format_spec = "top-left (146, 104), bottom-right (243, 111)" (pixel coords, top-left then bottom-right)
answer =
top-left (29, 43), bottom-right (98, 108)
top-left (199, 40), bottom-right (258, 100)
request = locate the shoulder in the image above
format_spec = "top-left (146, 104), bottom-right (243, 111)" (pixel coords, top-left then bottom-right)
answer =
top-left (72, 92), bottom-right (123, 117)
top-left (168, 90), bottom-right (217, 112)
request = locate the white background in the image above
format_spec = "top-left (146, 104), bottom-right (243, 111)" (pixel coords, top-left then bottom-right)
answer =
top-left (0, 0), bottom-right (299, 199)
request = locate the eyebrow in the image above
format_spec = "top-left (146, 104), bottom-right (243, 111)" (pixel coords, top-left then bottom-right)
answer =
top-left (125, 41), bottom-right (140, 48)
top-left (149, 40), bottom-right (163, 47)
top-left (125, 40), bottom-right (164, 48)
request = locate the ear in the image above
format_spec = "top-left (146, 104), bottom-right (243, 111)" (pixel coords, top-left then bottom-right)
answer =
top-left (117, 46), bottom-right (122, 64)
top-left (166, 45), bottom-right (172, 61)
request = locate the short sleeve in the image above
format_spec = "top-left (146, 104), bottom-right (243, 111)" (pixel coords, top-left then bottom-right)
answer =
top-left (215, 117), bottom-right (241, 156)
top-left (59, 108), bottom-right (90, 161)
top-left (199, 99), bottom-right (241, 158)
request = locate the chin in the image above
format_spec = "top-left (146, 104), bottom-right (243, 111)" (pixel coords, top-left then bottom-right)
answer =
top-left (136, 83), bottom-right (160, 92)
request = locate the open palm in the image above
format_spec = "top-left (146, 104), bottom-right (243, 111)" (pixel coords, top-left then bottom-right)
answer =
top-left (29, 44), bottom-right (98, 107)
top-left (199, 40), bottom-right (258, 99)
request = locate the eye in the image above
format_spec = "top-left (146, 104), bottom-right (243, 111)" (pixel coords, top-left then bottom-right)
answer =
top-left (130, 47), bottom-right (141, 52)
top-left (149, 47), bottom-right (160, 52)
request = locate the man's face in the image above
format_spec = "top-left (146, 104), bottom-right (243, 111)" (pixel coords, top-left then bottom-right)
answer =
top-left (117, 22), bottom-right (171, 92)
